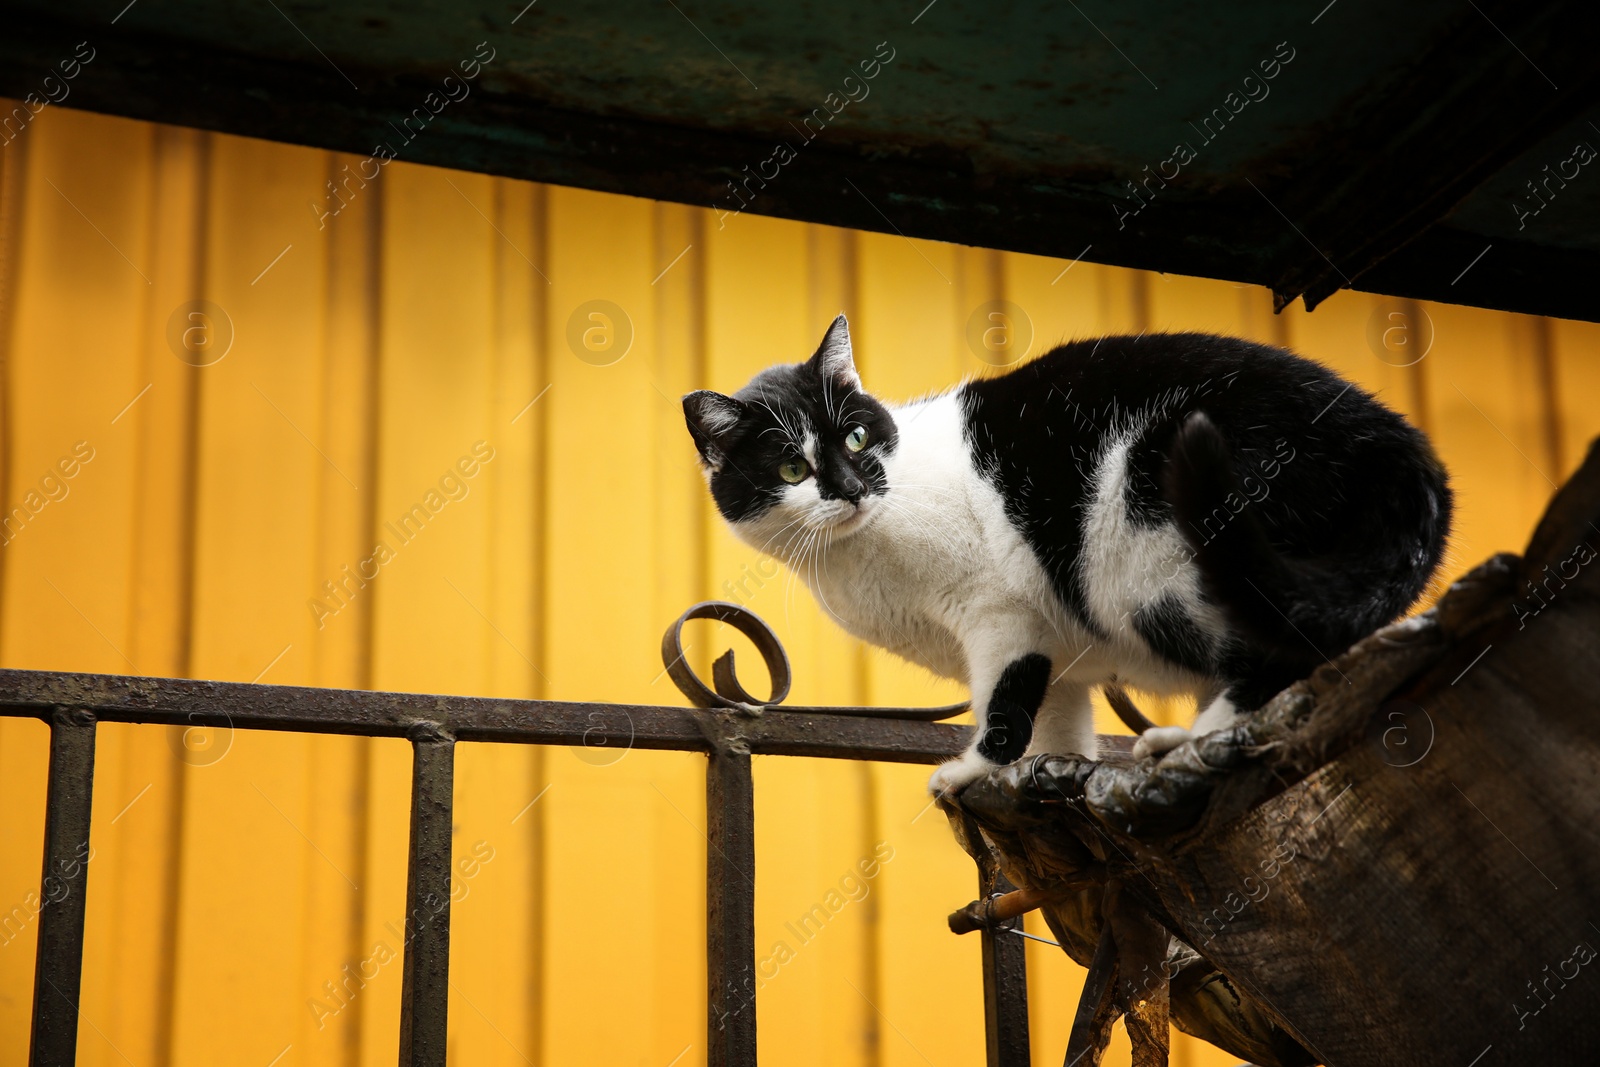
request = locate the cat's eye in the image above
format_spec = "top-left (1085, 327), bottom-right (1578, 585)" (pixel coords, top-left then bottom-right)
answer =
top-left (845, 426), bottom-right (868, 452)
top-left (779, 459), bottom-right (810, 484)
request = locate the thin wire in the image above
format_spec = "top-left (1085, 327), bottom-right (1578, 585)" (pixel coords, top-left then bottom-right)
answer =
top-left (1004, 925), bottom-right (1061, 948)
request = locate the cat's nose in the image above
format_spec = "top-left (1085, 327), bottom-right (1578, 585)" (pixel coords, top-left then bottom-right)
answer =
top-left (839, 474), bottom-right (864, 503)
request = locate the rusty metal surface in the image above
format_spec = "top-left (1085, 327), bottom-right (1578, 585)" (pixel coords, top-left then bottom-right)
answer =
top-left (27, 709), bottom-right (96, 1067)
top-left (706, 743), bottom-right (758, 1067)
top-left (398, 733), bottom-right (455, 1067)
top-left (0, 668), bottom-right (968, 764)
top-left (665, 601), bottom-right (795, 710)
top-left (966, 817), bottom-right (1031, 1067)
top-left (663, 600), bottom-right (968, 722)
top-left (0, 599), bottom-right (976, 762)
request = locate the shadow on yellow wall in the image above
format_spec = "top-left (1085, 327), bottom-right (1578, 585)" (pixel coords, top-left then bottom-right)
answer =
top-left (0, 102), bottom-right (1595, 1067)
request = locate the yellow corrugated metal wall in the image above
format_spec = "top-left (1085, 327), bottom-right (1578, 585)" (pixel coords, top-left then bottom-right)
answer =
top-left (0, 102), bottom-right (1595, 1067)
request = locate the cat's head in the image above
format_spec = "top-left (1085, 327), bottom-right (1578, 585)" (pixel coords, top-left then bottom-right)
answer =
top-left (683, 315), bottom-right (898, 549)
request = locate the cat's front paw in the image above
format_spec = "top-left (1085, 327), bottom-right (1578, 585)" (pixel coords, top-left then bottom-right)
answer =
top-left (928, 750), bottom-right (1000, 797)
top-left (1131, 725), bottom-right (1193, 760)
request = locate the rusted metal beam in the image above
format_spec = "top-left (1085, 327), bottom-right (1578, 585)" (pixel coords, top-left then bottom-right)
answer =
top-left (27, 708), bottom-right (96, 1067)
top-left (398, 730), bottom-right (455, 1067)
top-left (948, 885), bottom-right (1058, 936)
top-left (981, 873), bottom-right (1031, 1067)
top-left (954, 812), bottom-right (1032, 1067)
top-left (706, 742), bottom-right (757, 1067)
top-left (0, 669), bottom-right (967, 764)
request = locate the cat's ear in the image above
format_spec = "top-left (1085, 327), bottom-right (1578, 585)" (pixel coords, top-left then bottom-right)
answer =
top-left (807, 313), bottom-right (861, 390)
top-left (683, 390), bottom-right (747, 468)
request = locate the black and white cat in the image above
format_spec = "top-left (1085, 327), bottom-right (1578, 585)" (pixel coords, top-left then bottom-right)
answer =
top-left (683, 316), bottom-right (1451, 795)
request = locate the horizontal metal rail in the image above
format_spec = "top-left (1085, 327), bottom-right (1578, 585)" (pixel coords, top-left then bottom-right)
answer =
top-left (0, 669), bottom-right (968, 764)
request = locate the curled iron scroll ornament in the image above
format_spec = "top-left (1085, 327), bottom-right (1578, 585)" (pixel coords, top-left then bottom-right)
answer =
top-left (661, 601), bottom-right (968, 721)
top-left (661, 601), bottom-right (793, 709)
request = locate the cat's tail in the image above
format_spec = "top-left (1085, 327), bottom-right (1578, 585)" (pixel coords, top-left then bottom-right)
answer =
top-left (1162, 410), bottom-right (1448, 664)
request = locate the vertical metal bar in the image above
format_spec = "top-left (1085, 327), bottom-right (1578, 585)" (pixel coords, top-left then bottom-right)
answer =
top-left (399, 731), bottom-right (455, 1067)
top-left (980, 869), bottom-right (1031, 1067)
top-left (706, 743), bottom-right (757, 1067)
top-left (28, 709), bottom-right (97, 1067)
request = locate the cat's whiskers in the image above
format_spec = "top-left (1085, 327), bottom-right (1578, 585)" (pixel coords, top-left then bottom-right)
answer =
top-left (806, 523), bottom-right (850, 624)
top-left (765, 516), bottom-right (826, 628)
top-left (779, 518), bottom-right (825, 574)
top-left (780, 521), bottom-right (821, 628)
top-left (756, 513), bottom-right (813, 560)
top-left (796, 524), bottom-right (827, 618)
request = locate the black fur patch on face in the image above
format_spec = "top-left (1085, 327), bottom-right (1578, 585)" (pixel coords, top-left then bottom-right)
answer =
top-left (684, 356), bottom-right (899, 525)
top-left (977, 653), bottom-right (1052, 765)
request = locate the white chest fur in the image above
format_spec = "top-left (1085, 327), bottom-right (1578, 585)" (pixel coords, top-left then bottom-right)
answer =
top-left (768, 394), bottom-right (1077, 683)
top-left (732, 393), bottom-right (1222, 698)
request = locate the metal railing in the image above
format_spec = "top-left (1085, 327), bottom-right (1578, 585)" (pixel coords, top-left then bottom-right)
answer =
top-left (1, 601), bottom-right (1032, 1067)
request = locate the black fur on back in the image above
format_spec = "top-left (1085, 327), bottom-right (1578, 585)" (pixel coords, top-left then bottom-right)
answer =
top-left (959, 332), bottom-right (1451, 706)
